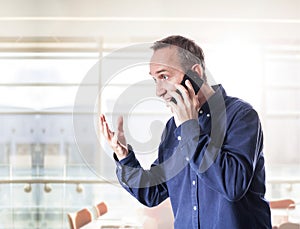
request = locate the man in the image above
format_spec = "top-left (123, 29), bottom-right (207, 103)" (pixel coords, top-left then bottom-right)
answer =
top-left (99, 35), bottom-right (272, 228)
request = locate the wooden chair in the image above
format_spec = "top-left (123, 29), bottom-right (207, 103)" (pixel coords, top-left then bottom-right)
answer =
top-left (270, 199), bottom-right (296, 210)
top-left (270, 199), bottom-right (297, 228)
top-left (67, 208), bottom-right (93, 229)
top-left (67, 202), bottom-right (108, 229)
top-left (94, 202), bottom-right (108, 217)
top-left (278, 222), bottom-right (300, 229)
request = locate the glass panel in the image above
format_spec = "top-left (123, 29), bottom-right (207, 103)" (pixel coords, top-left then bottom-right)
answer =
top-left (0, 51), bottom-right (153, 228)
top-left (265, 58), bottom-right (300, 85)
top-left (264, 52), bottom-right (300, 210)
top-left (0, 86), bottom-right (81, 109)
top-left (0, 56), bottom-right (97, 84)
top-left (2, 46), bottom-right (299, 228)
top-left (265, 89), bottom-right (300, 112)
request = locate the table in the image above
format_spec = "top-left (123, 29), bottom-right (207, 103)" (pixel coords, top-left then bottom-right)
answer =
top-left (82, 218), bottom-right (143, 229)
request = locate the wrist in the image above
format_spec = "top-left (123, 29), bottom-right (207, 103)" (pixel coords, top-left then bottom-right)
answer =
top-left (115, 144), bottom-right (132, 161)
top-left (115, 148), bottom-right (128, 160)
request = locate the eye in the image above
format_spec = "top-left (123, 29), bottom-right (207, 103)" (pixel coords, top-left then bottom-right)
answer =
top-left (161, 74), bottom-right (169, 80)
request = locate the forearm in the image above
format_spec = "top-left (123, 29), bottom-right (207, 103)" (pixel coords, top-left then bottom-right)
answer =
top-left (114, 149), bottom-right (169, 207)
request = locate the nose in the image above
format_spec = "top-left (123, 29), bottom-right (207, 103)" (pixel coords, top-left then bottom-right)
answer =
top-left (155, 80), bottom-right (166, 98)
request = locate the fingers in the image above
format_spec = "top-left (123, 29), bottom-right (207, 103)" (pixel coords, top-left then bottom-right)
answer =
top-left (172, 83), bottom-right (191, 106)
top-left (185, 80), bottom-right (200, 109)
top-left (103, 119), bottom-right (111, 140)
top-left (99, 114), bottom-right (126, 146)
top-left (173, 80), bottom-right (198, 104)
top-left (184, 80), bottom-right (196, 96)
top-left (99, 114), bottom-right (105, 135)
top-left (169, 89), bottom-right (183, 106)
top-left (168, 81), bottom-right (199, 125)
top-left (111, 132), bottom-right (118, 147)
top-left (99, 114), bottom-right (128, 159)
top-left (117, 116), bottom-right (124, 133)
top-left (116, 115), bottom-right (127, 147)
top-left (99, 114), bottom-right (113, 141)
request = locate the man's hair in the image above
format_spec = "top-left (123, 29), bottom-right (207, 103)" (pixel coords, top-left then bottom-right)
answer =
top-left (151, 35), bottom-right (206, 80)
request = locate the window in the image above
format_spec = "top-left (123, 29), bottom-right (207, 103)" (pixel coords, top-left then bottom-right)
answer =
top-left (0, 44), bottom-right (171, 228)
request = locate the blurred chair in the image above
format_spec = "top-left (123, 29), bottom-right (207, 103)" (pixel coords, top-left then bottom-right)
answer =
top-left (67, 208), bottom-right (92, 229)
top-left (9, 147), bottom-right (32, 170)
top-left (270, 199), bottom-right (296, 210)
top-left (94, 202), bottom-right (108, 217)
top-left (270, 199), bottom-right (296, 228)
top-left (9, 146), bottom-right (32, 178)
top-left (278, 222), bottom-right (300, 229)
top-left (67, 202), bottom-right (108, 229)
top-left (44, 144), bottom-right (67, 176)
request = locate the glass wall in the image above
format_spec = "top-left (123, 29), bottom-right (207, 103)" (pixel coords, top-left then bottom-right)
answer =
top-left (0, 41), bottom-right (299, 228)
top-left (0, 51), bottom-right (125, 228)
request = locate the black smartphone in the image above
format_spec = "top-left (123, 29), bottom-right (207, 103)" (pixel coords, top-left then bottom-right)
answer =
top-left (181, 69), bottom-right (204, 94)
top-left (171, 70), bottom-right (204, 104)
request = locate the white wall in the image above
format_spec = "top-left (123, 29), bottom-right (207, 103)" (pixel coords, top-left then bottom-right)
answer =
top-left (0, 0), bottom-right (300, 43)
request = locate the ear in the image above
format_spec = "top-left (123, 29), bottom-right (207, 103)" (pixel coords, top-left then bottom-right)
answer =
top-left (191, 64), bottom-right (203, 79)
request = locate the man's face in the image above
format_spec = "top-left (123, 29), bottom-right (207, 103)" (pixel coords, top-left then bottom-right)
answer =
top-left (149, 47), bottom-right (185, 102)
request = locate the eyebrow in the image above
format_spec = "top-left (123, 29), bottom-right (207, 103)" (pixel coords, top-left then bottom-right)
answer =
top-left (149, 69), bottom-right (167, 76)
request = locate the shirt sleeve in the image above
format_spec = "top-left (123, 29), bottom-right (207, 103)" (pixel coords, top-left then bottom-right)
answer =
top-left (114, 145), bottom-right (169, 207)
top-left (178, 108), bottom-right (263, 202)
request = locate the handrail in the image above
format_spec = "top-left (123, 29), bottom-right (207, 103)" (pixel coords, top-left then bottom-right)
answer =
top-left (0, 178), bottom-right (119, 185)
top-left (0, 177), bottom-right (299, 185)
top-left (267, 178), bottom-right (300, 185)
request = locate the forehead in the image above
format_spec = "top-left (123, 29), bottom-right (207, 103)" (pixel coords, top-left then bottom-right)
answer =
top-left (150, 46), bottom-right (182, 72)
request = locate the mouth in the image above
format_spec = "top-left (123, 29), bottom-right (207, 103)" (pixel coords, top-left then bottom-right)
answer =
top-left (164, 98), bottom-right (176, 109)
top-left (164, 97), bottom-right (172, 102)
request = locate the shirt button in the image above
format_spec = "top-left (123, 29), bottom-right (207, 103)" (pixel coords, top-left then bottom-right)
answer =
top-left (199, 110), bottom-right (203, 114)
top-left (206, 113), bottom-right (210, 117)
top-left (192, 180), bottom-right (196, 185)
top-left (185, 157), bottom-right (190, 161)
top-left (177, 136), bottom-right (181, 141)
top-left (118, 165), bottom-right (122, 170)
top-left (193, 206), bottom-right (197, 211)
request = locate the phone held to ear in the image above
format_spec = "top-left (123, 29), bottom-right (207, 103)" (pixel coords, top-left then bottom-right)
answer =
top-left (171, 70), bottom-right (204, 104)
top-left (181, 69), bottom-right (204, 94)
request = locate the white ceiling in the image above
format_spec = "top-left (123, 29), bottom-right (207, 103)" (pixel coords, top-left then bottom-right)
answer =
top-left (0, 0), bottom-right (300, 44)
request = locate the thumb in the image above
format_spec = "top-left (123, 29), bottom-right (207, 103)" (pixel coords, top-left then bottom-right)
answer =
top-left (116, 116), bottom-right (127, 146)
top-left (117, 116), bottom-right (124, 133)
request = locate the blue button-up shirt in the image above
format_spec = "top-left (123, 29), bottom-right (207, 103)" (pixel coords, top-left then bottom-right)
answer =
top-left (114, 85), bottom-right (272, 229)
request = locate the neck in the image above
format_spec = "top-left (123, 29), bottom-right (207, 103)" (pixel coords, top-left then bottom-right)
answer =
top-left (197, 84), bottom-right (215, 108)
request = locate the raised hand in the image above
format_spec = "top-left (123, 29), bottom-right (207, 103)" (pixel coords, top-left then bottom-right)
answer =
top-left (99, 114), bottom-right (128, 160)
